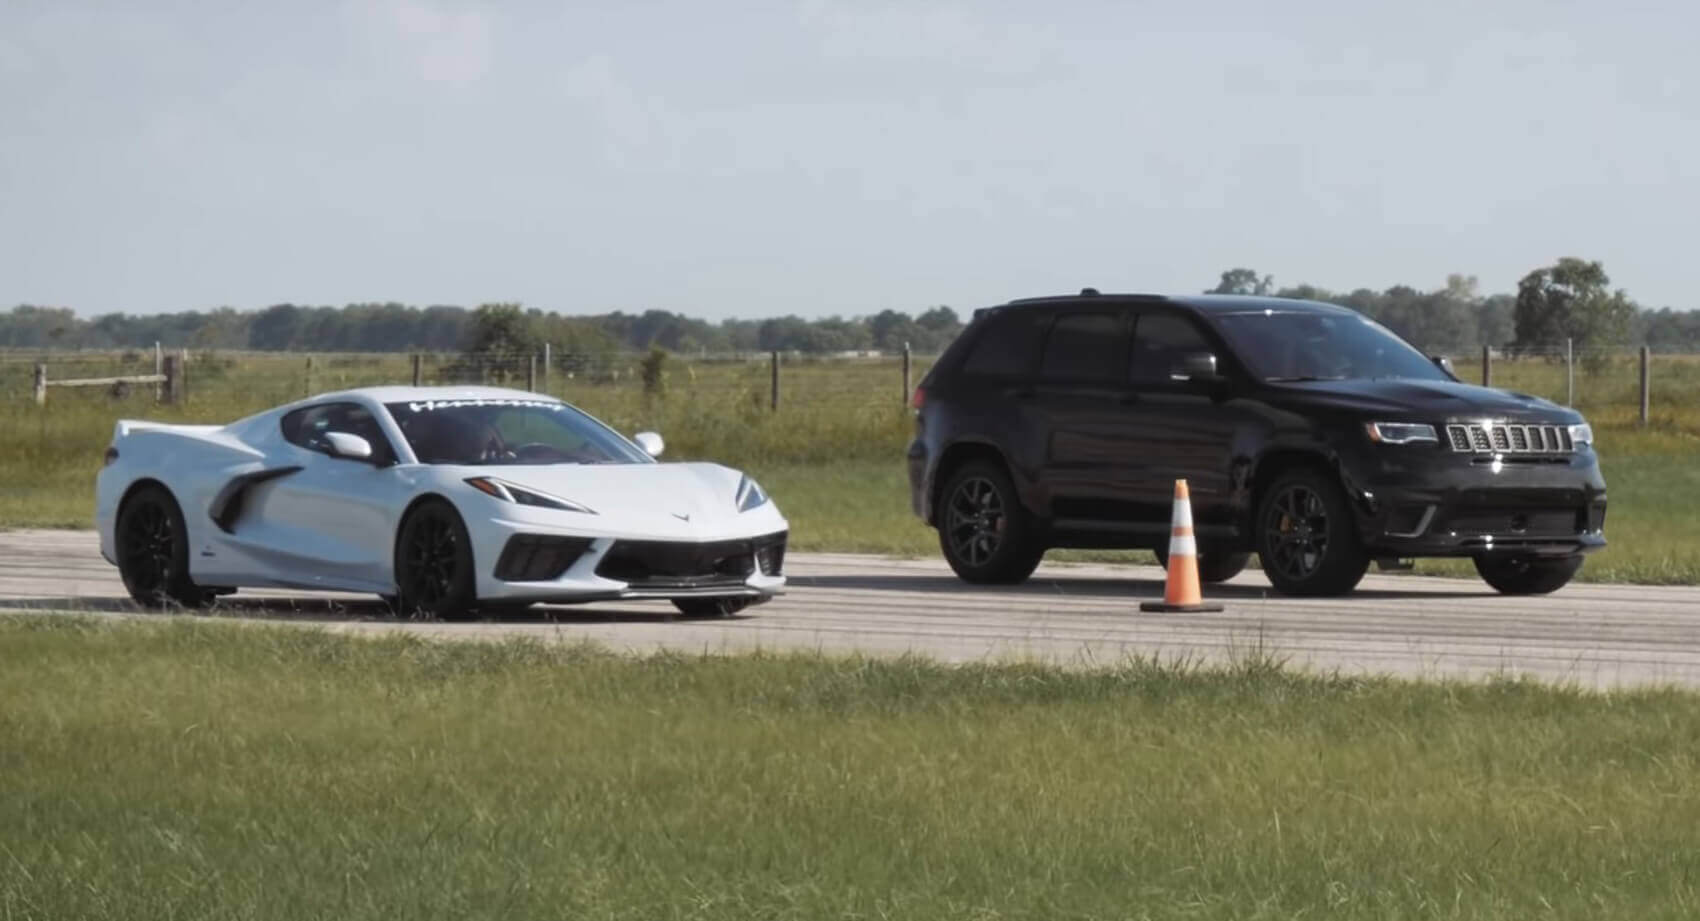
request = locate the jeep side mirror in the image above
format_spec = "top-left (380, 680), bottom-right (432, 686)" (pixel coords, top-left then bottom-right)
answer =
top-left (1173, 352), bottom-right (1221, 382)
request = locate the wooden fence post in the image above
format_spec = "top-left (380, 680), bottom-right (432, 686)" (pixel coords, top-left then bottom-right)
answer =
top-left (770, 351), bottom-right (780, 412)
top-left (153, 341), bottom-right (163, 402)
top-left (162, 355), bottom-right (180, 405)
top-left (305, 355), bottom-right (314, 397)
top-left (412, 353), bottom-right (423, 387)
top-left (1640, 346), bottom-right (1651, 427)
top-left (526, 354), bottom-right (537, 392)
top-left (1565, 338), bottom-right (1574, 406)
top-left (902, 341), bottom-right (912, 405)
top-left (178, 349), bottom-right (189, 403)
top-left (1481, 345), bottom-right (1492, 388)
top-left (32, 363), bottom-right (46, 405)
top-left (542, 343), bottom-right (551, 394)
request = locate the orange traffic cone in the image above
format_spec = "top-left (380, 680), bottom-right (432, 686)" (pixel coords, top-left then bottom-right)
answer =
top-left (1140, 479), bottom-right (1224, 613)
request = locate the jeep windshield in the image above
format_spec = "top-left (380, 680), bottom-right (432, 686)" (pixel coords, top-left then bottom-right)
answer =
top-left (1212, 311), bottom-right (1451, 383)
top-left (384, 398), bottom-right (652, 465)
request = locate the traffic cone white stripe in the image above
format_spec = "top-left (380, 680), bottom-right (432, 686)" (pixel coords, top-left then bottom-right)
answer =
top-left (1170, 495), bottom-right (1193, 529)
top-left (1167, 534), bottom-right (1197, 557)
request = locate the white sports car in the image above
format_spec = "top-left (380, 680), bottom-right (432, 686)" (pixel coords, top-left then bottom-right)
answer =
top-left (95, 386), bottom-right (788, 618)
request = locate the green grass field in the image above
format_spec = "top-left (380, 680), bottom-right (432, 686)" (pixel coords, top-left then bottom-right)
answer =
top-left (5, 616), bottom-right (1700, 920)
top-left (2, 350), bottom-right (1697, 582)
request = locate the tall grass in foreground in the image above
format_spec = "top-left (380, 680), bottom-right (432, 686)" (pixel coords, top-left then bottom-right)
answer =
top-left (4, 616), bottom-right (1700, 920)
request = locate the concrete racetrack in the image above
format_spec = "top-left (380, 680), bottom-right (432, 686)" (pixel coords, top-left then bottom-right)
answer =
top-left (4, 529), bottom-right (1698, 688)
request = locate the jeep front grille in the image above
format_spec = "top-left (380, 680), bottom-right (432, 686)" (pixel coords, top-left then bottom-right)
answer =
top-left (1445, 423), bottom-right (1573, 454)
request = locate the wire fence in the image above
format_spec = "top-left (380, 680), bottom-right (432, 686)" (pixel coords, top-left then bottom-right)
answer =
top-left (2, 342), bottom-right (1696, 425)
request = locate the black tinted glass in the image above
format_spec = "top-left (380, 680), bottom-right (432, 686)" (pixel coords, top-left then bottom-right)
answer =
top-left (1130, 313), bottom-right (1211, 382)
top-left (281, 402), bottom-right (395, 463)
top-left (961, 311), bottom-right (1041, 377)
top-left (1213, 311), bottom-right (1449, 382)
top-left (1039, 313), bottom-right (1124, 382)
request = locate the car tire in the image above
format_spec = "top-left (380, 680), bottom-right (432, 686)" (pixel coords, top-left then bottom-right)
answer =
top-left (1254, 470), bottom-right (1369, 597)
top-left (936, 460), bottom-right (1043, 585)
top-left (393, 498), bottom-right (477, 620)
top-left (1153, 546), bottom-right (1252, 584)
top-left (116, 484), bottom-right (212, 609)
top-left (1473, 554), bottom-right (1583, 595)
top-left (672, 597), bottom-right (758, 618)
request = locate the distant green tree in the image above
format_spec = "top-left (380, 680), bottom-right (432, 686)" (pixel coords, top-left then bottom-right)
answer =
top-left (1207, 268), bottom-right (1274, 296)
top-left (1513, 258), bottom-right (1637, 361)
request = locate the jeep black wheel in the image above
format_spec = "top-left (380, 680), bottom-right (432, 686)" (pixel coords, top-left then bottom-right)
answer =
top-left (394, 499), bottom-right (477, 620)
top-left (1153, 546), bottom-right (1252, 584)
top-left (1255, 471), bottom-right (1368, 597)
top-left (1473, 554), bottom-right (1583, 595)
top-left (937, 460), bottom-right (1043, 585)
top-left (116, 485), bottom-right (212, 609)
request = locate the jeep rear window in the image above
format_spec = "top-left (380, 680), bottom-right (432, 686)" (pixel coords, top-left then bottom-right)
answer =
top-left (960, 311), bottom-right (1042, 377)
top-left (1040, 313), bottom-right (1124, 382)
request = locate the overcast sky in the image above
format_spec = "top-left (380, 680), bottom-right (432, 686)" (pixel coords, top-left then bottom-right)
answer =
top-left (3, 0), bottom-right (1696, 319)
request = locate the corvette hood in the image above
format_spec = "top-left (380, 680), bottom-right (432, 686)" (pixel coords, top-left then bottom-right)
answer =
top-left (1267, 378), bottom-right (1581, 422)
top-left (440, 461), bottom-right (779, 539)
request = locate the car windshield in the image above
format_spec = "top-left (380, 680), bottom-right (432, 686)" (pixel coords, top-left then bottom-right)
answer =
top-left (1212, 311), bottom-right (1450, 383)
top-left (384, 398), bottom-right (652, 465)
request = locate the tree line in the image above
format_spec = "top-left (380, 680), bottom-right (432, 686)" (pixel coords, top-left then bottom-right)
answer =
top-left (0, 302), bottom-right (966, 355)
top-left (3, 257), bottom-right (1694, 355)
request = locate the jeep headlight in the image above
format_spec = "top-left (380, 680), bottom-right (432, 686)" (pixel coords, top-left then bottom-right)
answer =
top-left (1568, 422), bottom-right (1594, 447)
top-left (736, 475), bottom-right (770, 512)
top-left (1364, 422), bottom-right (1439, 445)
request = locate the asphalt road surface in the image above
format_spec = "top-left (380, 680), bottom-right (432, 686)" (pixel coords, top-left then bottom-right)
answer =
top-left (4, 529), bottom-right (1699, 688)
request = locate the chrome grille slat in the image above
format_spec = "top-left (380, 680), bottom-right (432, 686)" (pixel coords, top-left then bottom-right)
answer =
top-left (1444, 422), bottom-right (1575, 455)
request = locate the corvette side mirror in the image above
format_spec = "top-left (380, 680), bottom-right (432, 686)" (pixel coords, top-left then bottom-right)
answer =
top-left (633, 431), bottom-right (664, 458)
top-left (1431, 355), bottom-right (1456, 377)
top-left (323, 431), bottom-right (375, 462)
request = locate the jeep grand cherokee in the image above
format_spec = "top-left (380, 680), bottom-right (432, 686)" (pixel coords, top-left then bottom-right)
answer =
top-left (906, 291), bottom-right (1606, 596)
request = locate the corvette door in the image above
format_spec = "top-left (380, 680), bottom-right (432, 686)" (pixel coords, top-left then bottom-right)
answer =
top-left (229, 402), bottom-right (412, 593)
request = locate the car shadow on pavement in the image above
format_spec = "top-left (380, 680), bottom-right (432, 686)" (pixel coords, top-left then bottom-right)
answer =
top-left (787, 574), bottom-right (1496, 600)
top-left (2, 596), bottom-right (754, 625)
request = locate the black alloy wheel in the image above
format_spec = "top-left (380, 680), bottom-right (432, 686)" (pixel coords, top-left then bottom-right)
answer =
top-left (116, 484), bottom-right (211, 609)
top-left (672, 596), bottom-right (759, 618)
top-left (1473, 553), bottom-right (1583, 595)
top-left (1153, 545), bottom-right (1252, 584)
top-left (937, 460), bottom-right (1043, 584)
top-left (1255, 470), bottom-right (1369, 597)
top-left (394, 499), bottom-right (477, 620)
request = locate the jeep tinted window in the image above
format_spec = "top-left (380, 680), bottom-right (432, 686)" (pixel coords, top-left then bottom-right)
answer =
top-left (960, 311), bottom-right (1042, 377)
top-left (1130, 313), bottom-right (1212, 382)
top-left (1039, 312), bottom-right (1125, 383)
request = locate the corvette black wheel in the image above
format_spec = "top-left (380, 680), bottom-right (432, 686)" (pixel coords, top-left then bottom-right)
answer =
top-left (116, 484), bottom-right (211, 609)
top-left (1153, 546), bottom-right (1252, 583)
top-left (1255, 470), bottom-right (1368, 597)
top-left (672, 596), bottom-right (759, 618)
top-left (394, 499), bottom-right (476, 620)
top-left (1474, 553), bottom-right (1583, 595)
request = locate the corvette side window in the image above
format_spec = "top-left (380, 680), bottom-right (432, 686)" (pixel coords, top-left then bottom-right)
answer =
top-left (281, 403), bottom-right (395, 464)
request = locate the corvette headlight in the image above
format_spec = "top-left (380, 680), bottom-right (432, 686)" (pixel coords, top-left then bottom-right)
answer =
top-left (1568, 422), bottom-right (1594, 447)
top-left (736, 475), bottom-right (769, 512)
top-left (1364, 422), bottom-right (1438, 445)
top-left (465, 477), bottom-right (596, 514)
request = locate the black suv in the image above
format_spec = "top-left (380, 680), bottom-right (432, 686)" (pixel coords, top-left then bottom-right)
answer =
top-left (907, 291), bottom-right (1607, 596)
